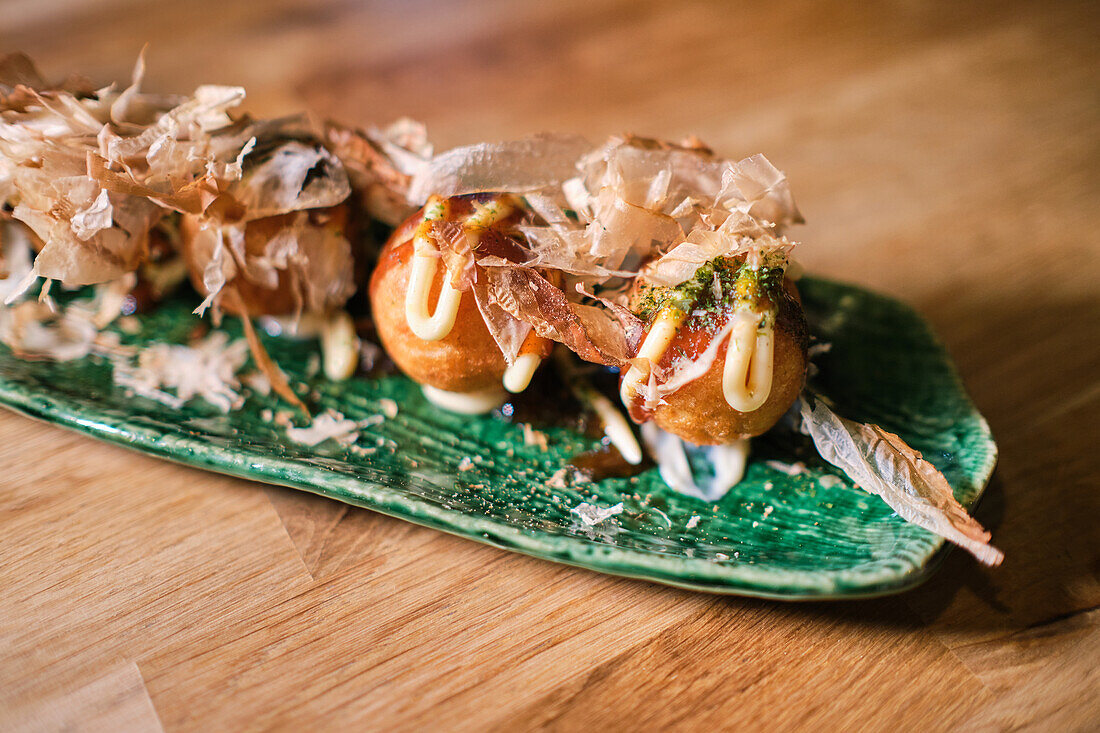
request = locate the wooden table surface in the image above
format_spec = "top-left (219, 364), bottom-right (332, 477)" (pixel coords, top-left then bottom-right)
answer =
top-left (2, 1), bottom-right (1098, 730)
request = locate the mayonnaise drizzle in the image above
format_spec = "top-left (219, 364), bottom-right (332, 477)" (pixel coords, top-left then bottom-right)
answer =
top-left (320, 309), bottom-right (359, 381)
top-left (404, 195), bottom-right (547, 394)
top-left (503, 351), bottom-right (541, 393)
top-left (721, 311), bottom-right (774, 412)
top-left (641, 423), bottom-right (750, 501)
top-left (404, 197), bottom-right (514, 341)
top-left (421, 384), bottom-right (506, 414)
top-left (405, 196), bottom-right (461, 341)
top-left (553, 349), bottom-right (642, 465)
top-left (618, 307), bottom-right (683, 407)
top-left (619, 304), bottom-right (775, 415)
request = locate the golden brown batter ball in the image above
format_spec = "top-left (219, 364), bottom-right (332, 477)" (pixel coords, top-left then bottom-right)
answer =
top-left (370, 224), bottom-right (507, 393)
top-left (626, 271), bottom-right (808, 445)
top-left (369, 197), bottom-right (554, 395)
top-left (651, 288), bottom-right (807, 444)
top-left (180, 204), bottom-right (353, 317)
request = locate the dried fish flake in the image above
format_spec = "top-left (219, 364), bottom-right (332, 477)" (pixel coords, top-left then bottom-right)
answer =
top-left (285, 408), bottom-right (362, 447)
top-left (571, 502), bottom-right (624, 526)
top-left (799, 398), bottom-right (1003, 566)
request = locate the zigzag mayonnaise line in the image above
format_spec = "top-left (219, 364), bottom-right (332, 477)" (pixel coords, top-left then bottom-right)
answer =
top-left (620, 300), bottom-right (777, 415)
top-left (373, 193), bottom-right (561, 415)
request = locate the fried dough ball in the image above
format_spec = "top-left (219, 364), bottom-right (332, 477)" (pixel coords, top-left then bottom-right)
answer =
top-left (650, 286), bottom-right (807, 444)
top-left (180, 204), bottom-right (354, 317)
top-left (625, 266), bottom-right (808, 445)
top-left (370, 229), bottom-right (506, 393)
top-left (369, 196), bottom-right (553, 395)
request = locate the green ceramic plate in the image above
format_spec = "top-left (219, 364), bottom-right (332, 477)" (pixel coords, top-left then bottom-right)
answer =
top-left (0, 276), bottom-right (996, 599)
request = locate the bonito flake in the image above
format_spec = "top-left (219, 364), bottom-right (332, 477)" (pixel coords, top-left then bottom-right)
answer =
top-left (0, 53), bottom-right (247, 289)
top-left (0, 52), bottom-right (355, 308)
top-left (799, 398), bottom-right (1003, 566)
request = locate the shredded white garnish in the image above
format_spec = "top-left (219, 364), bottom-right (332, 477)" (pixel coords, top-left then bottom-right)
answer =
top-left (285, 408), bottom-right (383, 447)
top-left (0, 298), bottom-right (98, 361)
top-left (110, 332), bottom-right (249, 412)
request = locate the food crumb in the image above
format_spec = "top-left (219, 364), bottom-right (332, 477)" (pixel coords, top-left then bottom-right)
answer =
top-left (686, 515), bottom-right (700, 529)
top-left (765, 460), bottom-right (807, 476)
top-left (260, 409), bottom-right (273, 422)
top-left (241, 370), bottom-right (272, 397)
top-left (305, 354), bottom-right (321, 378)
top-left (458, 456), bottom-right (475, 471)
top-left (522, 423), bottom-right (548, 450)
top-left (118, 316), bottom-right (141, 334)
top-left (379, 398), bottom-right (398, 419)
top-left (571, 502), bottom-right (623, 526)
top-left (546, 467), bottom-right (571, 489)
top-left (358, 339), bottom-right (382, 371)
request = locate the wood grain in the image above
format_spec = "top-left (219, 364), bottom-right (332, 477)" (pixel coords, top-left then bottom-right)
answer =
top-left (1, 0), bottom-right (1098, 729)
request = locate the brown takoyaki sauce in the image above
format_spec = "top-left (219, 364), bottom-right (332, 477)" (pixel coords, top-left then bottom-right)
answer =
top-left (570, 444), bottom-right (652, 480)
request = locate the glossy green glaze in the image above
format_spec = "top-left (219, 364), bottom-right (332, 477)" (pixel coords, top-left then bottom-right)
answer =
top-left (0, 277), bottom-right (996, 599)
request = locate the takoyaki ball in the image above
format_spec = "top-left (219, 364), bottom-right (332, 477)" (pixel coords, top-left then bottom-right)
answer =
top-left (368, 194), bottom-right (553, 399)
top-left (370, 234), bottom-right (506, 393)
top-left (180, 204), bottom-right (354, 317)
top-left (650, 286), bottom-right (807, 445)
top-left (623, 260), bottom-right (808, 446)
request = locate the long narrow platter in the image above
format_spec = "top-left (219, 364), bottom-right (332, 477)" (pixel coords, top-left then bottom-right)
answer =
top-left (0, 276), bottom-right (996, 599)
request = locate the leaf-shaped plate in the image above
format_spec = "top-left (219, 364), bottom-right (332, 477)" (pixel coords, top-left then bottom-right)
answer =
top-left (0, 277), bottom-right (996, 599)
